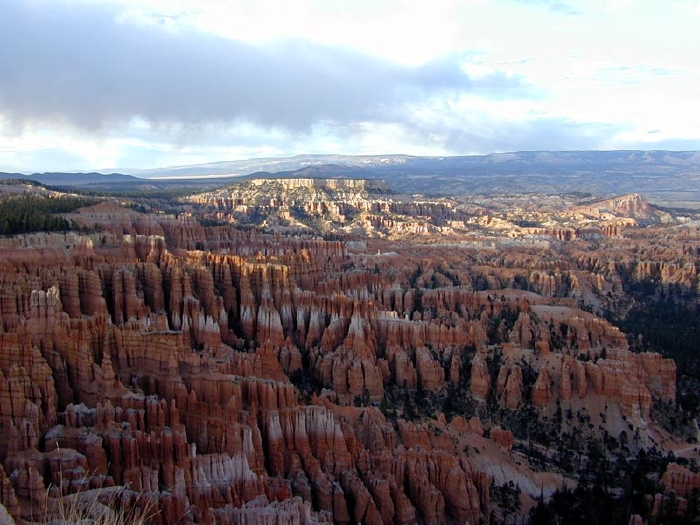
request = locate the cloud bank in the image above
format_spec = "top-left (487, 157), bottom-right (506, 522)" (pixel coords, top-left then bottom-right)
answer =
top-left (0, 2), bottom-right (522, 134)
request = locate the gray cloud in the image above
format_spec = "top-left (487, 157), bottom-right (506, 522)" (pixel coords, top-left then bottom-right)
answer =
top-left (0, 2), bottom-right (524, 134)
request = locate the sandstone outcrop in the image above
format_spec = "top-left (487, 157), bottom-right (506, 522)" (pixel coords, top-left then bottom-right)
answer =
top-left (496, 362), bottom-right (523, 409)
top-left (470, 357), bottom-right (491, 401)
top-left (660, 463), bottom-right (700, 498)
top-left (489, 426), bottom-right (514, 450)
top-left (532, 368), bottom-right (552, 407)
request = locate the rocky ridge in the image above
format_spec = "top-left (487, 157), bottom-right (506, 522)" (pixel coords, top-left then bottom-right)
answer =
top-left (187, 179), bottom-right (680, 244)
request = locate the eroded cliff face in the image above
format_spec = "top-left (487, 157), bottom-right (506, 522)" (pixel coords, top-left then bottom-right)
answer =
top-left (186, 178), bottom-right (465, 240)
top-left (0, 200), bottom-right (692, 525)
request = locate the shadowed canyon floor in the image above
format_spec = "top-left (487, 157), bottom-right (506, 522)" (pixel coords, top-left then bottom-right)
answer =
top-left (0, 179), bottom-right (698, 524)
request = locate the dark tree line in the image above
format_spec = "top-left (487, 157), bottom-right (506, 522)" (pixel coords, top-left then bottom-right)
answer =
top-left (612, 281), bottom-right (700, 422)
top-left (0, 194), bottom-right (94, 235)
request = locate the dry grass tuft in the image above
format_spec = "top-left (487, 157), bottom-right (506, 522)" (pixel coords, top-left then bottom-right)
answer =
top-left (42, 446), bottom-right (157, 525)
top-left (45, 485), bottom-right (156, 525)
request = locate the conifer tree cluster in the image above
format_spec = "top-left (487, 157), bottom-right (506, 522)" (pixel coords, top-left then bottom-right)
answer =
top-left (0, 194), bottom-right (93, 235)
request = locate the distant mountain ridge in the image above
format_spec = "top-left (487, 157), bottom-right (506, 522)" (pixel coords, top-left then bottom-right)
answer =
top-left (129, 150), bottom-right (700, 179)
top-left (0, 171), bottom-right (139, 186)
top-left (163, 150), bottom-right (700, 205)
top-left (3, 150), bottom-right (700, 206)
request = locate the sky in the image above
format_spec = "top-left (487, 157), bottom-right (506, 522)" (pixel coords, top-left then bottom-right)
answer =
top-left (1, 0), bottom-right (699, 172)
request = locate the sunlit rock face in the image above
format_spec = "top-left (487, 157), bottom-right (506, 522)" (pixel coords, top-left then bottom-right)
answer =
top-left (0, 189), bottom-right (693, 525)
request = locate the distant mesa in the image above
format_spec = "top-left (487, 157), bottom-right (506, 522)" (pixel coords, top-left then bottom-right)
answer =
top-left (197, 176), bottom-right (396, 201)
top-left (245, 177), bottom-right (391, 191)
top-left (571, 193), bottom-right (663, 222)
